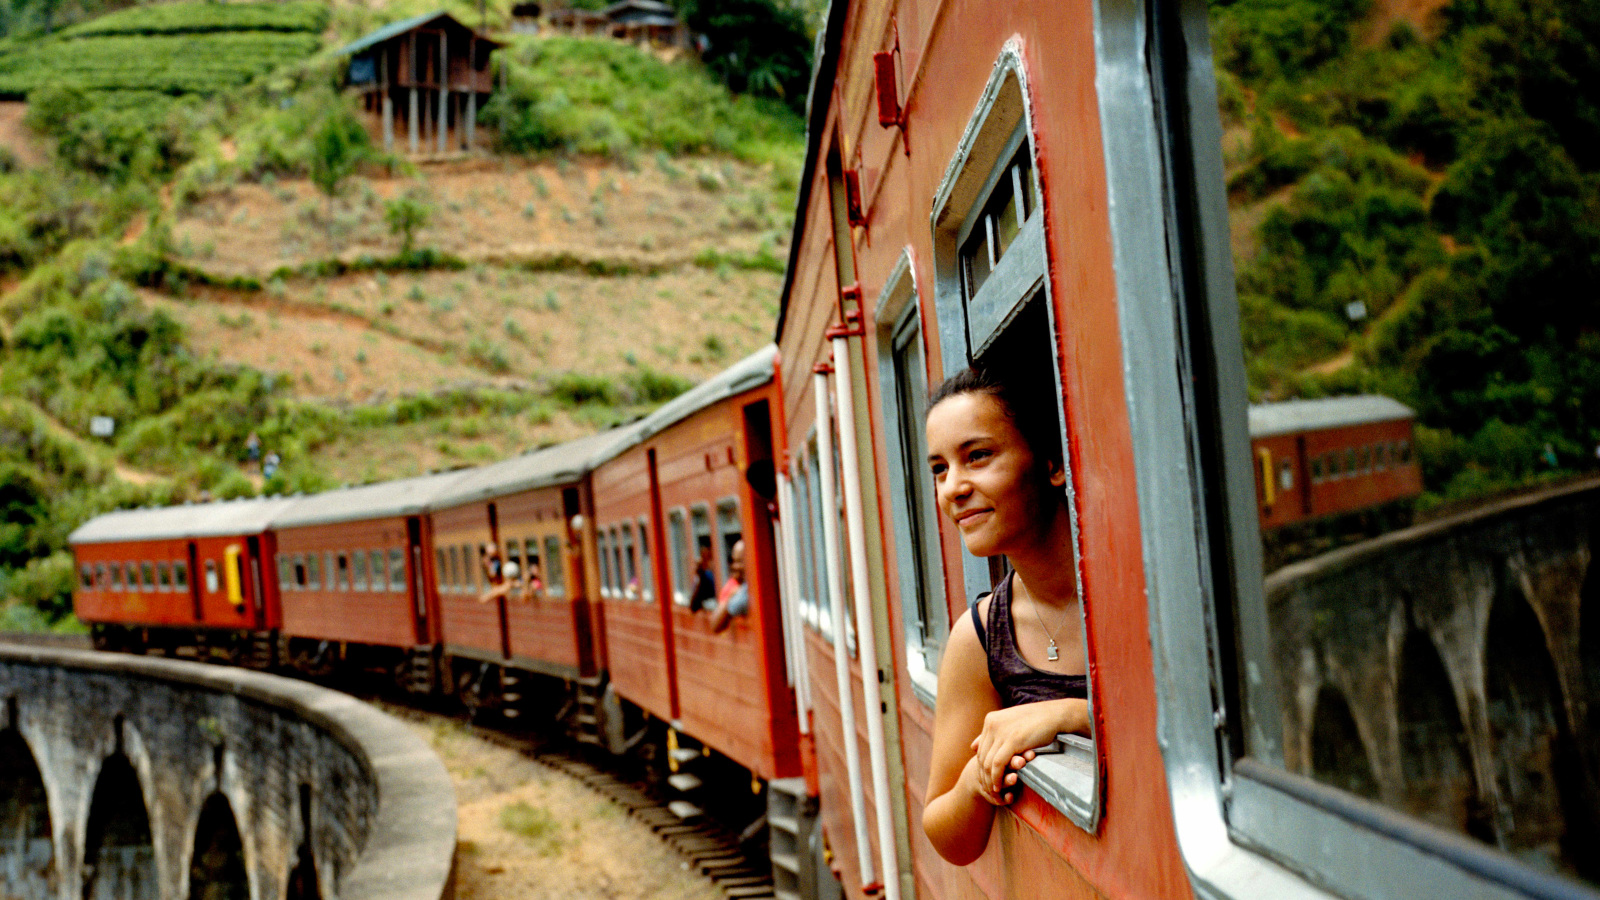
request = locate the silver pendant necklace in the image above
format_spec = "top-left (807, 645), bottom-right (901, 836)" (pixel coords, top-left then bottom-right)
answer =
top-left (1023, 580), bottom-right (1070, 662)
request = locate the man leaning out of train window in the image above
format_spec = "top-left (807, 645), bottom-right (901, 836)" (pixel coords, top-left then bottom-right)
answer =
top-left (922, 364), bottom-right (1089, 865)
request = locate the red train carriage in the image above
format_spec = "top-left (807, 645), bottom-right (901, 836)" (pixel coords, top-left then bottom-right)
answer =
top-left (590, 346), bottom-right (801, 783)
top-left (1249, 395), bottom-right (1423, 531)
top-left (70, 497), bottom-right (298, 657)
top-left (272, 471), bottom-right (469, 678)
top-left (426, 426), bottom-right (640, 714)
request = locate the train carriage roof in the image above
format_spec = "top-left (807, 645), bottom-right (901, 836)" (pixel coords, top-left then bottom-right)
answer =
top-left (427, 423), bottom-right (647, 510)
top-left (593, 344), bottom-right (778, 465)
top-left (69, 496), bottom-right (303, 545)
top-left (1248, 395), bottom-right (1415, 439)
top-left (270, 469), bottom-right (475, 529)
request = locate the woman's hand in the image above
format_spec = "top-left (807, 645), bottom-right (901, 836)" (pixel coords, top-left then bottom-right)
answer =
top-left (970, 699), bottom-right (1088, 799)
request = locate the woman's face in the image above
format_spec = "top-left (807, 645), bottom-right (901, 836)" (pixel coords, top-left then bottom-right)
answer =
top-left (926, 391), bottom-right (1064, 558)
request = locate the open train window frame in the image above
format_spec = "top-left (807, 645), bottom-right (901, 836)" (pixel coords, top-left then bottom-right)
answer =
top-left (667, 507), bottom-right (690, 606)
top-left (927, 41), bottom-right (1099, 833)
top-left (873, 250), bottom-right (947, 708)
top-left (636, 518), bottom-right (653, 602)
top-left (1118, 1), bottom-right (1600, 898)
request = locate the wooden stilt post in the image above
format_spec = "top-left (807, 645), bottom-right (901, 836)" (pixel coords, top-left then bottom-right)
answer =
top-left (437, 30), bottom-right (449, 154)
top-left (381, 51), bottom-right (394, 153)
top-left (408, 34), bottom-right (419, 154)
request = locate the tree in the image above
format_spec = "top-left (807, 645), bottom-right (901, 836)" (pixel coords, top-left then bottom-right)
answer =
top-left (675, 0), bottom-right (812, 112)
top-left (309, 109), bottom-right (370, 211)
top-left (384, 190), bottom-right (432, 257)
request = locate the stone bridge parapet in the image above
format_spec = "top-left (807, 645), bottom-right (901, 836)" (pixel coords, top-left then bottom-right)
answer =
top-left (0, 645), bottom-right (456, 900)
top-left (1266, 477), bottom-right (1600, 876)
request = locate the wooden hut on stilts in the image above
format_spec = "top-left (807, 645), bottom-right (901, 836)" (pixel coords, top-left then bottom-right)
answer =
top-left (338, 11), bottom-right (502, 156)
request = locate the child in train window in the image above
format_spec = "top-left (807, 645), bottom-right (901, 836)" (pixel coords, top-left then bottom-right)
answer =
top-left (921, 364), bottom-right (1090, 866)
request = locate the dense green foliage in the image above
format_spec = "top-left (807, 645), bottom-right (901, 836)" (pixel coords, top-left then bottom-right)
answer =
top-left (674, 0), bottom-right (812, 113)
top-left (0, 30), bottom-right (319, 96)
top-left (482, 35), bottom-right (803, 162)
top-left (1211, 0), bottom-right (1600, 502)
top-left (57, 0), bottom-right (327, 37)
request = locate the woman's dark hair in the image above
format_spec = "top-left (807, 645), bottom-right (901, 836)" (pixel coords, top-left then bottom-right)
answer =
top-left (928, 363), bottom-right (1065, 475)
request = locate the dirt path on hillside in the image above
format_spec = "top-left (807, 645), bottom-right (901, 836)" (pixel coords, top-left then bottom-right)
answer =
top-left (0, 102), bottom-right (45, 168)
top-left (396, 712), bottom-right (722, 900)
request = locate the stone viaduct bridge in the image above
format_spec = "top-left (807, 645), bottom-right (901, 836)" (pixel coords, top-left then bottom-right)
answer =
top-left (0, 645), bottom-right (456, 900)
top-left (1267, 478), bottom-right (1600, 879)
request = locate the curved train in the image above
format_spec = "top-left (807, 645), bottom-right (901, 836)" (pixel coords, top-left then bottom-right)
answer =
top-left (68, 1), bottom-right (1594, 899)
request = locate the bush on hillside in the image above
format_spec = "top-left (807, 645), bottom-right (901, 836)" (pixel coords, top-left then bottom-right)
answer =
top-left (675, 0), bottom-right (812, 113)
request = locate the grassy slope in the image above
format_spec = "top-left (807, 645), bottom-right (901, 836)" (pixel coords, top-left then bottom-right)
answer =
top-left (0, 5), bottom-right (804, 616)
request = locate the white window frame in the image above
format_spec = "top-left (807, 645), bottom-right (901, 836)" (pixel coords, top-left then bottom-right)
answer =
top-left (927, 41), bottom-right (1098, 832)
top-left (667, 508), bottom-right (690, 606)
top-left (636, 517), bottom-right (654, 602)
top-left (873, 251), bottom-right (947, 707)
top-left (597, 529), bottom-right (614, 598)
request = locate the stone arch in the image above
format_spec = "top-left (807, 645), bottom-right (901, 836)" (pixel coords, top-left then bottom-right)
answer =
top-left (189, 792), bottom-right (249, 900)
top-left (1395, 630), bottom-right (1486, 838)
top-left (82, 752), bottom-right (156, 900)
top-left (285, 783), bottom-right (321, 900)
top-left (1309, 685), bottom-right (1379, 800)
top-left (1483, 583), bottom-right (1595, 878)
top-left (0, 726), bottom-right (54, 897)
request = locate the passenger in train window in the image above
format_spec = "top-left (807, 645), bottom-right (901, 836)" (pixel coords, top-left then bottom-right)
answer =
top-left (710, 539), bottom-right (749, 633)
top-left (476, 544), bottom-right (508, 603)
top-left (689, 541), bottom-right (717, 611)
top-left (921, 365), bottom-right (1090, 867)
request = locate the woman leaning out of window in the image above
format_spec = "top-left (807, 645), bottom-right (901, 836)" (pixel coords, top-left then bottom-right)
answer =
top-left (921, 365), bottom-right (1090, 866)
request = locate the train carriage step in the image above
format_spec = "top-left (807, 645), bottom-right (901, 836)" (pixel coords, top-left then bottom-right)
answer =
top-left (667, 800), bottom-right (704, 820)
top-left (769, 851), bottom-right (799, 874)
top-left (669, 747), bottom-right (702, 766)
top-left (667, 773), bottom-right (703, 793)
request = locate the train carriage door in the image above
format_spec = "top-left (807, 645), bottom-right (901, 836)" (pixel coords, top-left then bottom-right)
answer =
top-left (187, 542), bottom-right (203, 623)
top-left (406, 517), bottom-right (430, 644)
top-left (246, 536), bottom-right (266, 627)
top-left (741, 398), bottom-right (801, 774)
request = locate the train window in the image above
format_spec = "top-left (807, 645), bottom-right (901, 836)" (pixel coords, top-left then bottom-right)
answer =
top-left (157, 562), bottom-right (172, 591)
top-left (205, 559), bottom-right (221, 593)
top-left (621, 524), bottom-right (638, 599)
top-left (336, 553), bottom-right (350, 591)
top-left (444, 546), bottom-right (458, 592)
top-left (690, 506), bottom-right (714, 582)
top-left (94, 563), bottom-right (107, 590)
top-left (715, 499), bottom-right (740, 585)
top-left (388, 549), bottom-right (405, 592)
top-left (597, 529), bottom-right (613, 598)
top-left (543, 535), bottom-right (565, 597)
top-left (790, 460), bottom-right (818, 628)
top-left (353, 551), bottom-right (368, 591)
top-left (637, 520), bottom-right (653, 602)
top-left (108, 562), bottom-right (122, 591)
top-left (323, 552), bottom-right (335, 591)
top-left (506, 540), bottom-right (523, 585)
top-left (79, 564), bottom-right (94, 590)
top-left (139, 561), bottom-right (154, 591)
top-left (803, 439), bottom-right (831, 638)
top-left (929, 44), bottom-right (1096, 830)
top-left (1278, 460), bottom-right (1293, 492)
top-left (1310, 455), bottom-right (1325, 482)
top-left (291, 555), bottom-right (305, 589)
top-left (1133, 1), bottom-right (1600, 895)
top-left (610, 527), bottom-right (626, 599)
top-left (434, 548), bottom-right (447, 593)
top-left (667, 509), bottom-right (689, 605)
top-left (874, 259), bottom-right (947, 700)
top-left (174, 560), bottom-right (187, 590)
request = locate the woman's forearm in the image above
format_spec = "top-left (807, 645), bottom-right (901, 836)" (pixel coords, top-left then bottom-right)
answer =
top-left (923, 757), bottom-right (999, 866)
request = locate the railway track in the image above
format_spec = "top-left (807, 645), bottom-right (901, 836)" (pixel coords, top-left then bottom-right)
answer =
top-left (458, 722), bottom-right (780, 900)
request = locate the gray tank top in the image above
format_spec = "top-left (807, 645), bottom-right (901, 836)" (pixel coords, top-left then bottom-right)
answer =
top-left (969, 572), bottom-right (1087, 708)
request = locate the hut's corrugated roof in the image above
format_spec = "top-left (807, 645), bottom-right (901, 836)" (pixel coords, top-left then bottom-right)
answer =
top-left (1248, 395), bottom-right (1415, 438)
top-left (428, 424), bottom-right (647, 510)
top-left (69, 497), bottom-right (303, 545)
top-left (271, 470), bottom-right (475, 529)
top-left (336, 10), bottom-right (501, 57)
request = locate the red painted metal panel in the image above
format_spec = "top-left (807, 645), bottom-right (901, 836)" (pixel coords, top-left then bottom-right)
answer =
top-left (276, 517), bottom-right (417, 647)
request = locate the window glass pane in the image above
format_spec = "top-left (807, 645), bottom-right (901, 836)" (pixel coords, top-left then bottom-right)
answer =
top-left (887, 310), bottom-right (947, 660)
top-left (637, 521), bottom-right (653, 601)
top-left (622, 524), bottom-right (637, 597)
top-left (435, 548), bottom-right (447, 593)
top-left (668, 510), bottom-right (688, 604)
top-left (1209, 0), bottom-right (1600, 884)
top-left (156, 562), bottom-right (171, 591)
top-left (543, 535), bottom-right (564, 595)
top-left (140, 561), bottom-right (154, 590)
top-left (597, 530), bottom-right (613, 595)
top-left (611, 528), bottom-right (625, 598)
top-left (389, 548), bottom-right (405, 592)
top-left (207, 559), bottom-right (223, 592)
top-left (690, 507), bottom-right (714, 608)
top-left (716, 499), bottom-right (741, 585)
top-left (95, 563), bottom-right (107, 589)
top-left (447, 546), bottom-right (460, 591)
top-left (336, 553), bottom-right (350, 591)
top-left (354, 551), bottom-right (368, 591)
top-left (110, 563), bottom-right (123, 591)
